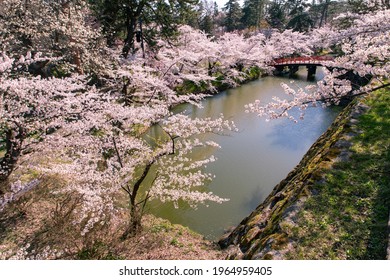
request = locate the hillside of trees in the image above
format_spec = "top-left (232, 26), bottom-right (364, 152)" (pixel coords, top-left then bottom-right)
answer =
top-left (0, 0), bottom-right (389, 259)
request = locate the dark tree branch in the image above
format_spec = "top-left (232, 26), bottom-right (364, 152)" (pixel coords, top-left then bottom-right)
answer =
top-left (112, 136), bottom-right (123, 169)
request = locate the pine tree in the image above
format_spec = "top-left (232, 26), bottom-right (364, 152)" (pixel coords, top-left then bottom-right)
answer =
top-left (285, 0), bottom-right (314, 32)
top-left (223, 0), bottom-right (242, 32)
top-left (267, 1), bottom-right (286, 30)
top-left (241, 0), bottom-right (265, 30)
top-left (198, 0), bottom-right (216, 34)
top-left (89, 0), bottom-right (200, 58)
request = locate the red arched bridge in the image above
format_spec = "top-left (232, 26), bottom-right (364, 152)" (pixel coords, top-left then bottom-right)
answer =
top-left (269, 56), bottom-right (334, 80)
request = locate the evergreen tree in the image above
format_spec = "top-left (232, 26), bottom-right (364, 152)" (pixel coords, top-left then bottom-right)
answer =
top-left (241, 0), bottom-right (265, 30)
top-left (318, 0), bottom-right (331, 27)
top-left (307, 0), bottom-right (343, 28)
top-left (286, 12), bottom-right (314, 32)
top-left (223, 0), bottom-right (242, 31)
top-left (200, 14), bottom-right (214, 34)
top-left (89, 0), bottom-right (199, 57)
top-left (213, 1), bottom-right (219, 17)
top-left (199, 0), bottom-right (216, 34)
top-left (266, 1), bottom-right (286, 30)
top-left (285, 0), bottom-right (313, 32)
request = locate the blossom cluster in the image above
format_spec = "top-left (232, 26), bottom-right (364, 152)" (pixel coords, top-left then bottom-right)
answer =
top-left (245, 8), bottom-right (390, 121)
top-left (1, 1), bottom-right (388, 251)
top-left (0, 0), bottom-right (105, 72)
top-left (0, 179), bottom-right (40, 212)
top-left (1, 27), bottom-right (240, 237)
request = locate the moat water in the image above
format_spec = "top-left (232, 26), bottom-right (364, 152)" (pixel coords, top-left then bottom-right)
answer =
top-left (149, 68), bottom-right (341, 240)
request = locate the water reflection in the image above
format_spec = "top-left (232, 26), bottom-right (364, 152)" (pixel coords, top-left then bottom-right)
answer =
top-left (241, 183), bottom-right (267, 212)
top-left (149, 68), bottom-right (341, 240)
top-left (267, 106), bottom-right (340, 151)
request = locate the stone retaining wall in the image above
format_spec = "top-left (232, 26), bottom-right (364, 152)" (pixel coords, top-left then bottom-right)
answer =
top-left (219, 99), bottom-right (372, 259)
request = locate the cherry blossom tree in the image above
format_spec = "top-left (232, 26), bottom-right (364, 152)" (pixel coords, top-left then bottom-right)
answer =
top-left (1, 44), bottom-right (236, 238)
top-left (154, 25), bottom-right (272, 89)
top-left (116, 25), bottom-right (270, 99)
top-left (263, 29), bottom-right (313, 60)
top-left (31, 76), bottom-right (236, 237)
top-left (0, 0), bottom-right (105, 74)
top-left (0, 52), bottom-right (88, 183)
top-left (3, 0), bottom-right (387, 251)
top-left (245, 7), bottom-right (390, 122)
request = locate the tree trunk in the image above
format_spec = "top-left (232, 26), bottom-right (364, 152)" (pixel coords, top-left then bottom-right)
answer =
top-left (121, 1), bottom-right (147, 58)
top-left (0, 126), bottom-right (25, 182)
top-left (122, 7), bottom-right (138, 58)
top-left (120, 129), bottom-right (175, 238)
top-left (319, 0), bottom-right (330, 28)
top-left (130, 203), bottom-right (142, 233)
top-left (121, 202), bottom-right (142, 239)
top-left (73, 47), bottom-right (83, 75)
top-left (122, 160), bottom-right (154, 238)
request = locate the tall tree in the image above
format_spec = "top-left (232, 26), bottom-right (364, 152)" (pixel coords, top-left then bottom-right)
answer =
top-left (241, 0), bottom-right (266, 29)
top-left (198, 1), bottom-right (219, 34)
top-left (285, 0), bottom-right (314, 32)
top-left (89, 0), bottom-right (199, 58)
top-left (266, 0), bottom-right (287, 30)
top-left (223, 0), bottom-right (242, 31)
top-left (318, 0), bottom-right (331, 27)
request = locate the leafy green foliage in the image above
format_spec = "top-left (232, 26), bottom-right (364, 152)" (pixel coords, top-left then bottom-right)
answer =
top-left (241, 0), bottom-right (265, 29)
top-left (89, 0), bottom-right (199, 56)
top-left (266, 1), bottom-right (286, 30)
top-left (287, 12), bottom-right (314, 32)
top-left (223, 0), bottom-right (242, 31)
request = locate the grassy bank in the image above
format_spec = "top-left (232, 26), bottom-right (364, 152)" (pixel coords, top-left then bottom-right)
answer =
top-left (287, 88), bottom-right (390, 259)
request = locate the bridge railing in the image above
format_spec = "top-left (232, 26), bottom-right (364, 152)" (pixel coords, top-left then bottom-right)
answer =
top-left (270, 56), bottom-right (334, 66)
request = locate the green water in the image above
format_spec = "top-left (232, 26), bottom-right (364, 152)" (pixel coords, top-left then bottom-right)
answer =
top-left (148, 69), bottom-right (341, 240)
